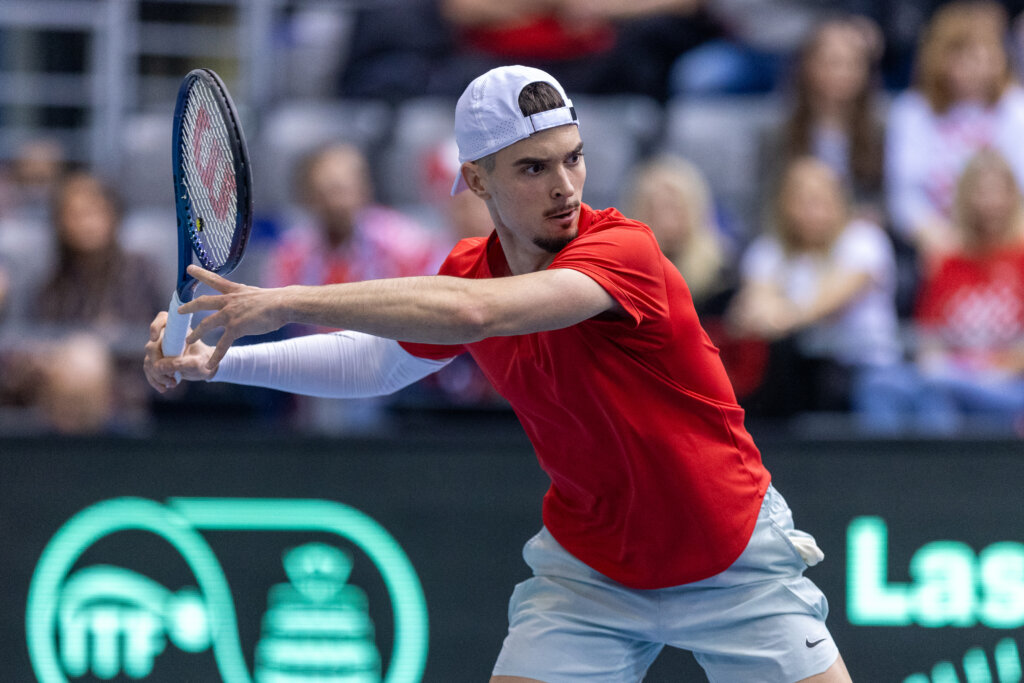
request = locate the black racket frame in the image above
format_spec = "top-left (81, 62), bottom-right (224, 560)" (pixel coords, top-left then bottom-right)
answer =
top-left (170, 68), bottom-right (253, 303)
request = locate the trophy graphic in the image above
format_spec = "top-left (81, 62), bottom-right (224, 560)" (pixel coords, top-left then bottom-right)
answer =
top-left (256, 543), bottom-right (382, 682)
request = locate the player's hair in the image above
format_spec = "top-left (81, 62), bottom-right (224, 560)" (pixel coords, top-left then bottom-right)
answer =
top-left (475, 81), bottom-right (566, 171)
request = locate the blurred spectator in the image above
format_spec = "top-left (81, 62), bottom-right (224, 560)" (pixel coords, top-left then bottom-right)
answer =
top-left (913, 148), bottom-right (1024, 432)
top-left (669, 0), bottom-right (855, 95)
top-left (420, 136), bottom-right (495, 243)
top-left (886, 0), bottom-right (1024, 269)
top-left (624, 155), bottom-right (735, 315)
top-left (340, 0), bottom-right (716, 101)
top-left (263, 143), bottom-right (446, 432)
top-left (726, 158), bottom-right (905, 422)
top-left (0, 138), bottom-right (67, 322)
top-left (3, 172), bottom-right (165, 433)
top-left (38, 333), bottom-right (116, 435)
top-left (1, 138), bottom-right (67, 220)
top-left (337, 0), bottom-right (454, 101)
top-left (762, 16), bottom-right (886, 222)
top-left (438, 0), bottom-right (713, 100)
top-left (32, 172), bottom-right (163, 328)
top-left (265, 143), bottom-right (443, 293)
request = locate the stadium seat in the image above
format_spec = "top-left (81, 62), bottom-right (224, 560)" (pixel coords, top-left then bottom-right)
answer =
top-left (378, 97), bottom-right (457, 208)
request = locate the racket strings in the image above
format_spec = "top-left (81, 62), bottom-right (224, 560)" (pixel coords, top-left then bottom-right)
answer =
top-left (179, 80), bottom-right (239, 269)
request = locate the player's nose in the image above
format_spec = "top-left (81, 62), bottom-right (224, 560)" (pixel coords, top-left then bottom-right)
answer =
top-left (550, 164), bottom-right (579, 200)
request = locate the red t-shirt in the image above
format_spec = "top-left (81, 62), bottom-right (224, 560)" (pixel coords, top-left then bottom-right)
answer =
top-left (460, 15), bottom-right (616, 61)
top-left (401, 205), bottom-right (770, 588)
top-left (915, 246), bottom-right (1024, 360)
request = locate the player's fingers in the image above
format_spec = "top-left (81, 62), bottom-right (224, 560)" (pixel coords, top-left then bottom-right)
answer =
top-left (178, 293), bottom-right (227, 315)
top-left (187, 264), bottom-right (241, 293)
top-left (207, 334), bottom-right (234, 369)
top-left (185, 311), bottom-right (223, 345)
top-left (144, 358), bottom-right (175, 392)
top-left (149, 311), bottom-right (168, 341)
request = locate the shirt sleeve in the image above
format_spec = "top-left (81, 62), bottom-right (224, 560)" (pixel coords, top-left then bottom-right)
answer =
top-left (546, 223), bottom-right (669, 328)
top-left (212, 331), bottom-right (452, 397)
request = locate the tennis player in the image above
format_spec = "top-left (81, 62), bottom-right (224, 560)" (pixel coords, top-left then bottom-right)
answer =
top-left (144, 65), bottom-right (852, 682)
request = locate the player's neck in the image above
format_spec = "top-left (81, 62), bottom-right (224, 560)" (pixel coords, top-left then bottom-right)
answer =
top-left (496, 231), bottom-right (557, 275)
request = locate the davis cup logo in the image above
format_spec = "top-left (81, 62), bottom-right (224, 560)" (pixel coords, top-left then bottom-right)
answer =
top-left (26, 498), bottom-right (428, 682)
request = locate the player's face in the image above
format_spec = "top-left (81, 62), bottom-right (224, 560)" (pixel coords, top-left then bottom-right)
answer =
top-left (480, 125), bottom-right (585, 255)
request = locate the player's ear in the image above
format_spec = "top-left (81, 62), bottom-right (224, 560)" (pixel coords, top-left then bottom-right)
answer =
top-left (462, 162), bottom-right (490, 200)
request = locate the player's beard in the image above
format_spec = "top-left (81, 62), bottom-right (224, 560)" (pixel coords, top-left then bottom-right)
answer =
top-left (533, 231), bottom-right (576, 254)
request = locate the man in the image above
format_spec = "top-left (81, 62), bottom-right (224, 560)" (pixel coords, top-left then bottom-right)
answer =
top-left (266, 143), bottom-right (442, 291)
top-left (263, 143), bottom-right (444, 431)
top-left (145, 65), bottom-right (852, 682)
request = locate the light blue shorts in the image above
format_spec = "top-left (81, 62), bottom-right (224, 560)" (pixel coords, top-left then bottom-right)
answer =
top-left (492, 486), bottom-right (838, 682)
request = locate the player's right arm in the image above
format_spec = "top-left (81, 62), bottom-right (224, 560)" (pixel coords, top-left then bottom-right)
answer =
top-left (144, 312), bottom-right (451, 395)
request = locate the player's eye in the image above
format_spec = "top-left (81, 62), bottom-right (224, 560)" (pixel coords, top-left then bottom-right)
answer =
top-left (524, 163), bottom-right (544, 176)
top-left (568, 151), bottom-right (583, 165)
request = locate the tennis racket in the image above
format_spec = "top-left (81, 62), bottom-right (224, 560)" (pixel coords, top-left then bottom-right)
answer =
top-left (162, 68), bottom-right (253, 358)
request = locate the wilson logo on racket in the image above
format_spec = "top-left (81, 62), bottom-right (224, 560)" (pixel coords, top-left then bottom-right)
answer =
top-left (191, 105), bottom-right (236, 222)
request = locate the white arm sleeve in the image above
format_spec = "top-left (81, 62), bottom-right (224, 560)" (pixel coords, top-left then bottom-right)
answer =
top-left (209, 331), bottom-right (454, 398)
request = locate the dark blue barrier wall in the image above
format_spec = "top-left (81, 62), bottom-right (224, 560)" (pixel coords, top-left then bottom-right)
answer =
top-left (3, 422), bottom-right (1022, 682)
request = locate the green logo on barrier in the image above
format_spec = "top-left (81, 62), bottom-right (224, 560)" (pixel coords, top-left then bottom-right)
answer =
top-left (902, 638), bottom-right (1022, 683)
top-left (26, 498), bottom-right (428, 682)
top-left (847, 516), bottom-right (1024, 629)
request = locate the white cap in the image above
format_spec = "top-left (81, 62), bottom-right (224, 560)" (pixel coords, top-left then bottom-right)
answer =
top-left (451, 65), bottom-right (577, 195)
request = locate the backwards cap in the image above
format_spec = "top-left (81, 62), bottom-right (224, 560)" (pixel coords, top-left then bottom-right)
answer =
top-left (451, 65), bottom-right (577, 195)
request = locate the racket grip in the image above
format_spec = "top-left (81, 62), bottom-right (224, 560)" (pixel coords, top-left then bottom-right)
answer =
top-left (162, 291), bottom-right (193, 358)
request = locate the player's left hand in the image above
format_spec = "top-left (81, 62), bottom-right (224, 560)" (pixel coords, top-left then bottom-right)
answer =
top-left (178, 265), bottom-right (290, 368)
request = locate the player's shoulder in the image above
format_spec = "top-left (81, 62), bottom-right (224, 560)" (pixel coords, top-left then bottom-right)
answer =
top-left (576, 205), bottom-right (658, 246)
top-left (582, 205), bottom-right (649, 230)
top-left (436, 234), bottom-right (492, 275)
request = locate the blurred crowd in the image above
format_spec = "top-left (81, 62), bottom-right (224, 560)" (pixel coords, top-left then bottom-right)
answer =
top-left (3, 0), bottom-right (1024, 437)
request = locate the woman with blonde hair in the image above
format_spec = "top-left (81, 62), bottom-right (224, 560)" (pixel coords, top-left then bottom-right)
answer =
top-left (886, 0), bottom-right (1024, 264)
top-left (625, 155), bottom-right (732, 314)
top-left (913, 148), bottom-right (1024, 431)
top-left (728, 157), bottom-right (906, 423)
top-left (949, 147), bottom-right (1024, 253)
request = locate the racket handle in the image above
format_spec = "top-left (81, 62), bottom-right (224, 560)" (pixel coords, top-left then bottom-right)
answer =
top-left (162, 291), bottom-right (193, 358)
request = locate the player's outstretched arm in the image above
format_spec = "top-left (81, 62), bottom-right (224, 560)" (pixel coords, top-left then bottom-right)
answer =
top-left (179, 264), bottom-right (617, 369)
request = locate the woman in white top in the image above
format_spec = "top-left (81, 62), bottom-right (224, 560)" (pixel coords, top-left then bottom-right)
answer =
top-left (728, 157), bottom-right (909, 427)
top-left (886, 0), bottom-right (1024, 269)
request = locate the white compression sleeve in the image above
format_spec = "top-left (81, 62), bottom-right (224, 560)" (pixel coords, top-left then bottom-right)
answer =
top-left (209, 331), bottom-right (453, 398)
